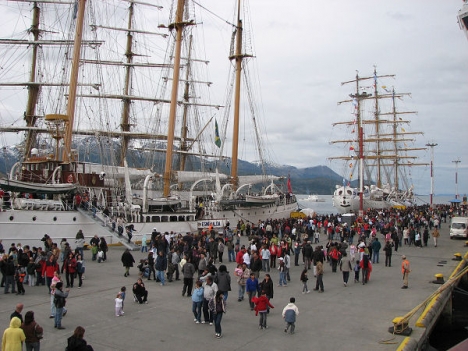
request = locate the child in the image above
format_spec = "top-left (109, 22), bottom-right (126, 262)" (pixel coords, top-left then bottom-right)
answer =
top-left (115, 292), bottom-right (124, 317)
top-left (120, 286), bottom-right (126, 314)
top-left (91, 243), bottom-right (98, 261)
top-left (15, 265), bottom-right (26, 295)
top-left (252, 290), bottom-right (274, 330)
top-left (234, 264), bottom-right (243, 278)
top-left (97, 248), bottom-right (104, 263)
top-left (354, 260), bottom-right (361, 283)
top-left (300, 268), bottom-right (310, 294)
top-left (282, 297), bottom-right (299, 334)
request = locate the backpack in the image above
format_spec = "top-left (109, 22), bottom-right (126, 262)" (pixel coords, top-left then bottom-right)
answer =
top-left (284, 309), bottom-right (296, 323)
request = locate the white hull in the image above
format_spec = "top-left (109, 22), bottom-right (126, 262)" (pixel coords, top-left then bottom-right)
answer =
top-left (306, 195), bottom-right (326, 202)
top-left (0, 200), bottom-right (297, 248)
top-left (332, 186), bottom-right (394, 214)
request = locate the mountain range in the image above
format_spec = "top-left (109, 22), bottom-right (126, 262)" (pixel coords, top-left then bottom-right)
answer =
top-left (0, 138), bottom-right (345, 195)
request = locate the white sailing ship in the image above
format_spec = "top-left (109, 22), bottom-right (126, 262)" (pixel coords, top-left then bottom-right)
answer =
top-left (329, 69), bottom-right (426, 215)
top-left (0, 0), bottom-right (297, 248)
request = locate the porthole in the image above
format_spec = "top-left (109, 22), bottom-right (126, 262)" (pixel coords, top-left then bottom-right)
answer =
top-left (73, 217), bottom-right (76, 222)
top-left (53, 217), bottom-right (57, 221)
top-left (32, 216), bottom-right (37, 221)
top-left (9, 216), bottom-right (14, 221)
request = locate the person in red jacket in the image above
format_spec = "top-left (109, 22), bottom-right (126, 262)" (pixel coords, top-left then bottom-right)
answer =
top-left (61, 252), bottom-right (77, 288)
top-left (42, 254), bottom-right (59, 293)
top-left (235, 246), bottom-right (246, 265)
top-left (252, 290), bottom-right (274, 329)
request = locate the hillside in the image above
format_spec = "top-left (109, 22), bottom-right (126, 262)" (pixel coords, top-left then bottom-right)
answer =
top-left (0, 141), bottom-right (344, 195)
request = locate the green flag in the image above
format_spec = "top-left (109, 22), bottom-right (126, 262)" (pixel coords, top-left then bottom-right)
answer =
top-left (215, 119), bottom-right (221, 148)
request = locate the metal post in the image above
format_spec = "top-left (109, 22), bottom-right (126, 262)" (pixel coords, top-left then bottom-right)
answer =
top-left (426, 143), bottom-right (438, 207)
top-left (452, 158), bottom-right (461, 199)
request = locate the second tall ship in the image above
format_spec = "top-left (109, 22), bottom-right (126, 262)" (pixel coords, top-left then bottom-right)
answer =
top-left (329, 68), bottom-right (427, 214)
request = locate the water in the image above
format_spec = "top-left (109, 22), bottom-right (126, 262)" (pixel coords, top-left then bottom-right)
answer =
top-left (297, 194), bottom-right (459, 216)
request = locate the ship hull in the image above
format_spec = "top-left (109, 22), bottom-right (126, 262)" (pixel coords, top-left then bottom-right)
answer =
top-left (0, 200), bottom-right (298, 248)
top-left (332, 186), bottom-right (393, 214)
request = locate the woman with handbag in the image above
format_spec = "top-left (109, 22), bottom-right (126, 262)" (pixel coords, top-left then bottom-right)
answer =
top-left (21, 310), bottom-right (43, 351)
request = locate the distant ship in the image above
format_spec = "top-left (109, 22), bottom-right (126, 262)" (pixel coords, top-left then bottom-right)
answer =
top-left (329, 68), bottom-right (426, 214)
top-left (306, 194), bottom-right (326, 202)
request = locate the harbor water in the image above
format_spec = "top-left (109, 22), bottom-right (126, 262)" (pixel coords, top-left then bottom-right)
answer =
top-left (297, 194), bottom-right (462, 215)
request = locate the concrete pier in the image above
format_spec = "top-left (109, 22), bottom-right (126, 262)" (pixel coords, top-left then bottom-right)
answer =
top-left (0, 223), bottom-right (466, 351)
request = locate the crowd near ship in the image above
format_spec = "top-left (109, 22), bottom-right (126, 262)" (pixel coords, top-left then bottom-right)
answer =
top-left (0, 0), bottom-right (297, 247)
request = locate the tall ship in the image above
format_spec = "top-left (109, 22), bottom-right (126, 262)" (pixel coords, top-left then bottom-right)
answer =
top-left (328, 68), bottom-right (427, 215)
top-left (459, 0), bottom-right (468, 40)
top-left (0, 0), bottom-right (297, 247)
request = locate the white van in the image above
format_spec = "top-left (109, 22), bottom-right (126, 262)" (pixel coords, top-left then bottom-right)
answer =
top-left (449, 217), bottom-right (468, 239)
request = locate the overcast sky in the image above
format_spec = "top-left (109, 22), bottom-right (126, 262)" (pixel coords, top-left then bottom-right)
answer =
top-left (197, 0), bottom-right (468, 196)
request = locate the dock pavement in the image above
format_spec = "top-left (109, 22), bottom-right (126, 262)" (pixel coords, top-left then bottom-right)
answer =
top-left (0, 223), bottom-right (466, 351)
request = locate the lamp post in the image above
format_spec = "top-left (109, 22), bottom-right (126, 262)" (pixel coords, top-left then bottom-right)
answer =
top-left (426, 142), bottom-right (438, 207)
top-left (452, 158), bottom-right (461, 200)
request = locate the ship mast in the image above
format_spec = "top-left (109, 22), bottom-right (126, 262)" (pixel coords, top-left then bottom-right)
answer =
top-left (119, 2), bottom-right (136, 166)
top-left (63, 0), bottom-right (87, 162)
top-left (23, 3), bottom-right (41, 159)
top-left (178, 35), bottom-right (194, 175)
top-left (229, 0), bottom-right (243, 190)
top-left (163, 0), bottom-right (190, 197)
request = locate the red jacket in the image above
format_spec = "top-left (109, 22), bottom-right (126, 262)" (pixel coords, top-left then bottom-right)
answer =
top-left (252, 295), bottom-right (274, 315)
top-left (62, 257), bottom-right (77, 274)
top-left (42, 259), bottom-right (59, 278)
top-left (236, 250), bottom-right (245, 265)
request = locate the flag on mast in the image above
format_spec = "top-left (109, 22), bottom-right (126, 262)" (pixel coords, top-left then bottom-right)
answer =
top-left (214, 119), bottom-right (221, 148)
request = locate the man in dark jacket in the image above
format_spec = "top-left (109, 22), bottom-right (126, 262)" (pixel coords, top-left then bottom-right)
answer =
top-left (54, 282), bottom-right (69, 329)
top-left (132, 278), bottom-right (148, 304)
top-left (250, 252), bottom-right (263, 279)
top-left (155, 251), bottom-right (167, 286)
top-left (10, 303), bottom-right (23, 323)
top-left (121, 249), bottom-right (135, 277)
top-left (4, 256), bottom-right (16, 294)
top-left (302, 241), bottom-right (313, 269)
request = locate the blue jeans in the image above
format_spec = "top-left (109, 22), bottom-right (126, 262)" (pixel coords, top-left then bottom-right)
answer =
top-left (262, 259), bottom-right (270, 272)
top-left (279, 271), bottom-right (287, 286)
top-left (213, 312), bottom-right (223, 334)
top-left (157, 271), bottom-right (165, 285)
top-left (4, 275), bottom-right (15, 293)
top-left (247, 290), bottom-right (256, 309)
top-left (192, 301), bottom-right (202, 322)
top-left (372, 251), bottom-right (379, 263)
top-left (228, 250), bottom-right (235, 262)
top-left (259, 311), bottom-right (268, 327)
top-left (141, 246), bottom-right (148, 253)
top-left (238, 284), bottom-right (245, 300)
top-left (55, 307), bottom-right (64, 328)
top-left (25, 341), bottom-right (40, 351)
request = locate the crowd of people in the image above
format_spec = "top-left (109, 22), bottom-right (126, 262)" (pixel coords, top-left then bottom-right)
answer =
top-left (109, 203), bottom-right (454, 338)
top-left (0, 229), bottom-right (96, 350)
top-left (0, 202), bottom-right (460, 345)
